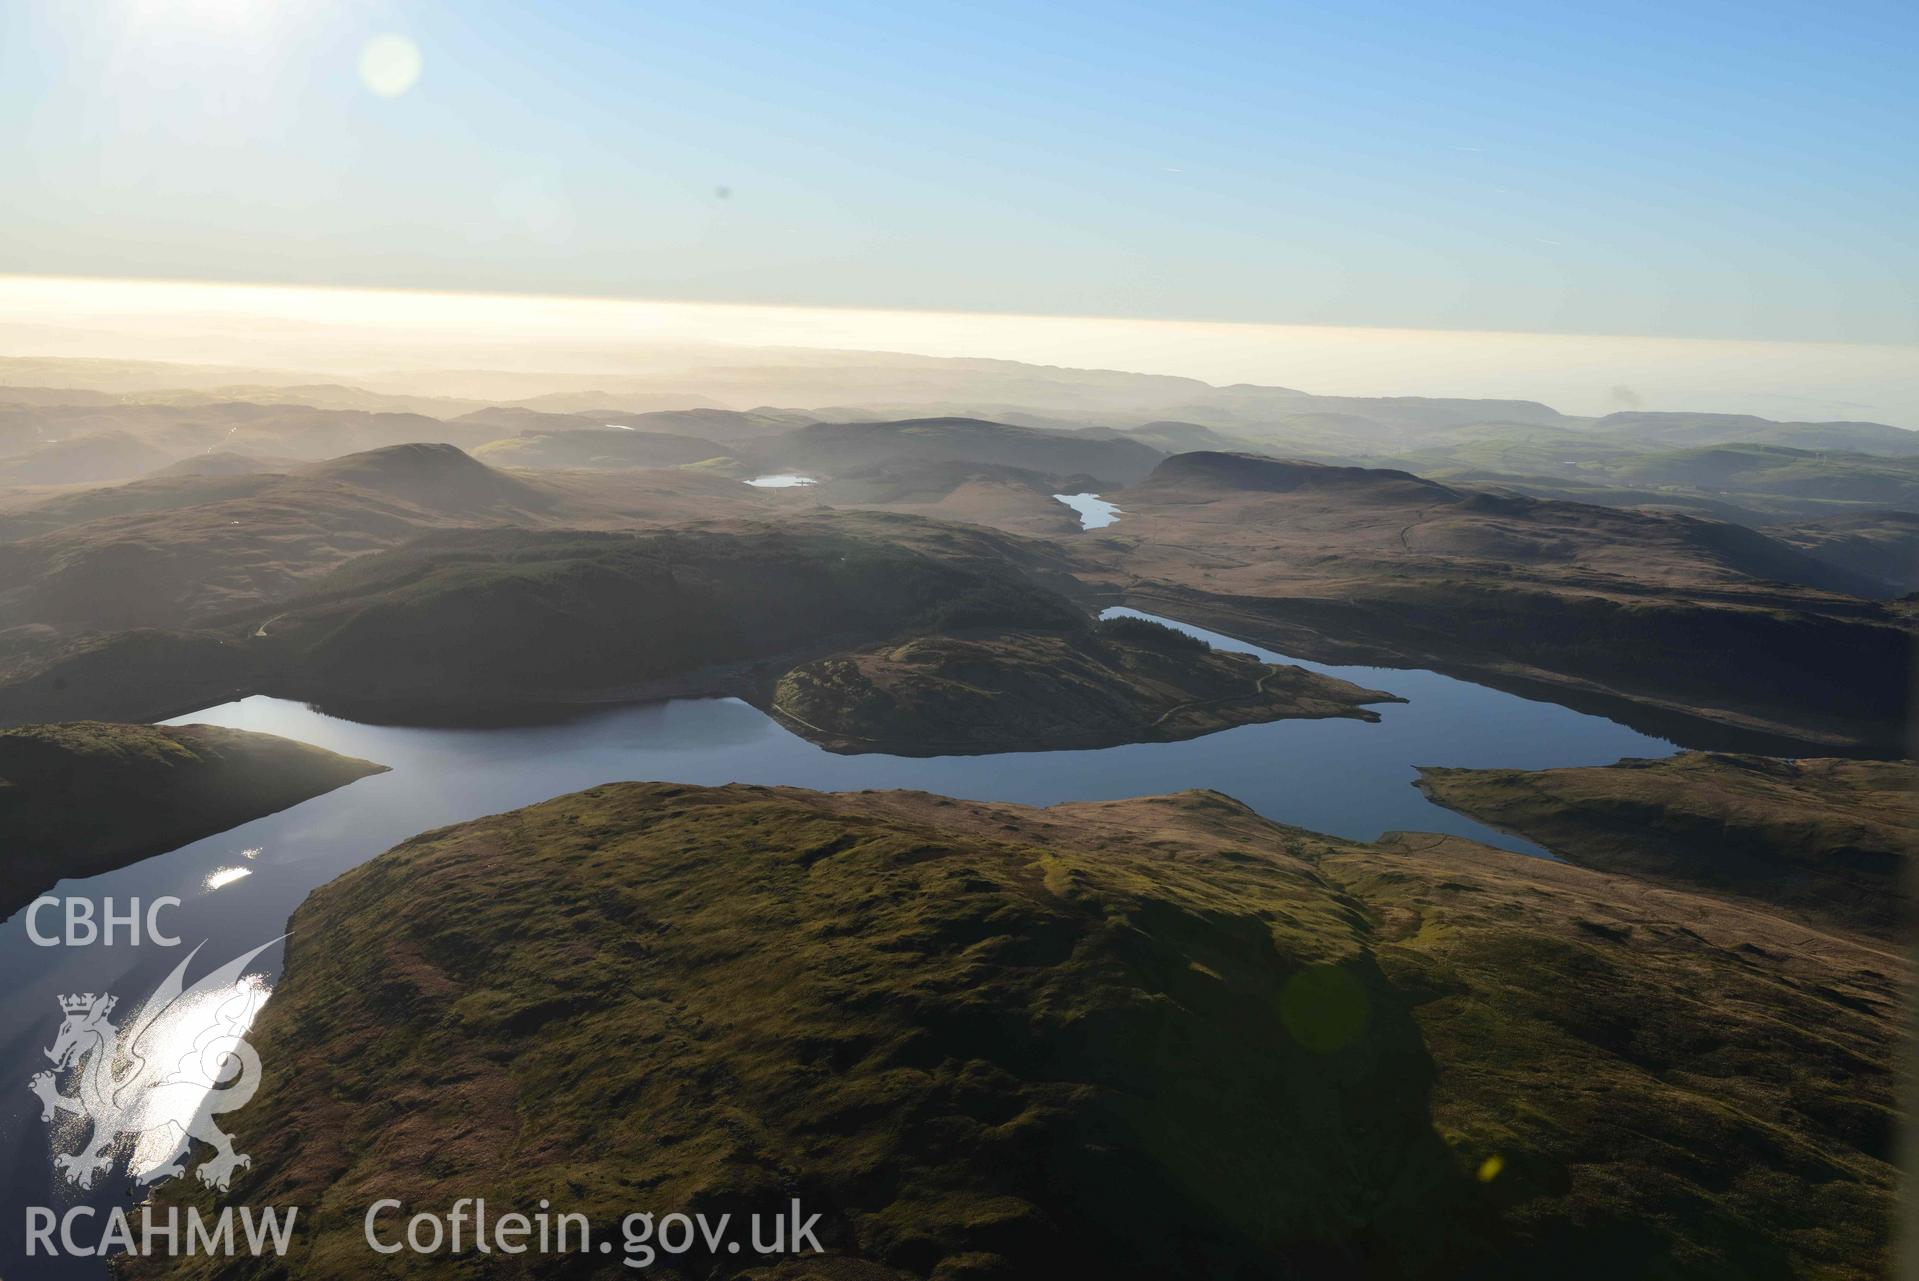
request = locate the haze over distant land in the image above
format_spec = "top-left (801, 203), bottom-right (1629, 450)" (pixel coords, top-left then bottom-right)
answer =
top-left (3, 275), bottom-right (1914, 426)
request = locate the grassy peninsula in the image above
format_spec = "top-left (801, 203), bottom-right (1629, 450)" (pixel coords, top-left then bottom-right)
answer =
top-left (773, 613), bottom-right (1400, 753)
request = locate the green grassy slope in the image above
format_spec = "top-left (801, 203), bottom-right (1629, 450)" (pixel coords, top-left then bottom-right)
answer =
top-left (140, 784), bottom-right (1903, 1280)
top-left (1333, 829), bottom-right (1902, 1281)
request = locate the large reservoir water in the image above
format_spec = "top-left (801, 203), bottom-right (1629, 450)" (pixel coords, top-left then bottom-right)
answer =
top-left (0, 611), bottom-right (1676, 1275)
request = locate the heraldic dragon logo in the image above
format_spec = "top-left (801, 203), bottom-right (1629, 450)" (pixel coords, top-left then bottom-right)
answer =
top-left (28, 939), bottom-right (277, 1192)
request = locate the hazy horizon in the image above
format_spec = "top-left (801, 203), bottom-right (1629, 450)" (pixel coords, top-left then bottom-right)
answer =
top-left (4, 274), bottom-right (1915, 426)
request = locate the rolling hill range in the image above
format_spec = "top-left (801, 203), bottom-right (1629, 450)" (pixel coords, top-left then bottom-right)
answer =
top-left (1582, 412), bottom-right (1919, 454)
top-left (242, 512), bottom-right (1084, 715)
top-left (1, 435), bottom-right (1910, 753)
top-left (1374, 432), bottom-right (1919, 523)
top-left (0, 443), bottom-right (772, 632)
top-left (1074, 452), bottom-right (1913, 753)
top-left (0, 502), bottom-right (1394, 756)
top-left (471, 427), bottom-right (728, 470)
top-left (0, 508), bottom-right (1093, 727)
top-left (1114, 451), bottom-right (1884, 593)
top-left (0, 401), bottom-right (508, 485)
top-left (458, 405), bottom-right (814, 444)
top-left (134, 782), bottom-right (1904, 1280)
top-left (746, 416), bottom-right (1167, 487)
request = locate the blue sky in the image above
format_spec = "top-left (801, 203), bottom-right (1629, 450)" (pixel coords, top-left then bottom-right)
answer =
top-left (3, 0), bottom-right (1914, 342)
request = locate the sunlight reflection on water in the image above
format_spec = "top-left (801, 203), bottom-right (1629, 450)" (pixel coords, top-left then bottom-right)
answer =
top-left (125, 976), bottom-right (269, 1180)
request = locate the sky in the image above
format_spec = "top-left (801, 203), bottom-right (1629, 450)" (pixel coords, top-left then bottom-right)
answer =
top-left (2, 0), bottom-right (1914, 346)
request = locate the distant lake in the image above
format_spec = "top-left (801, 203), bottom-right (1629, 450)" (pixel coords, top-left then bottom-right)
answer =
top-left (0, 610), bottom-right (1678, 1275)
top-left (1054, 492), bottom-right (1121, 528)
top-left (744, 474), bottom-right (817, 487)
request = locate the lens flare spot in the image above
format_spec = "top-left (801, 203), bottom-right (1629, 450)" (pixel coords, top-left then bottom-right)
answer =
top-left (359, 34), bottom-right (422, 98)
top-left (1477, 1155), bottom-right (1505, 1183)
top-left (1278, 964), bottom-right (1370, 1053)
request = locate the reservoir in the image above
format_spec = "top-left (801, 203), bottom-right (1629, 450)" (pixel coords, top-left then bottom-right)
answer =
top-left (1054, 492), bottom-right (1121, 528)
top-left (0, 610), bottom-right (1677, 1273)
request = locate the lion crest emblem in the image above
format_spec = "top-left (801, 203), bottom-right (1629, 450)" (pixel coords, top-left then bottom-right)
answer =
top-left (28, 939), bottom-right (276, 1192)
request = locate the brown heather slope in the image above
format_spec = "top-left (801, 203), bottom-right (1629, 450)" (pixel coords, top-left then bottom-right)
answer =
top-left (0, 721), bottom-right (385, 920)
top-left (1072, 452), bottom-right (1913, 753)
top-left (140, 784), bottom-right (1902, 1280)
top-left (1415, 753), bottom-right (1917, 940)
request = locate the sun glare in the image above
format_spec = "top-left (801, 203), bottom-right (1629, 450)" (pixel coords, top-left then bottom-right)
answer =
top-left (127, 0), bottom-right (277, 31)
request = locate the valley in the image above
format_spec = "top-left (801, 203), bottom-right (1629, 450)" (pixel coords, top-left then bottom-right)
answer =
top-left (0, 354), bottom-right (1911, 1281)
top-left (7, 10), bottom-right (1915, 1276)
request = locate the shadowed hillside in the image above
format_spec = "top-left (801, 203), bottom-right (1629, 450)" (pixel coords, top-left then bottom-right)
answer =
top-left (245, 513), bottom-right (1087, 717)
top-left (1768, 510), bottom-right (1919, 596)
top-left (0, 510), bottom-right (1103, 725)
top-left (1417, 753), bottom-right (1917, 939)
top-left (0, 720), bottom-right (385, 919)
